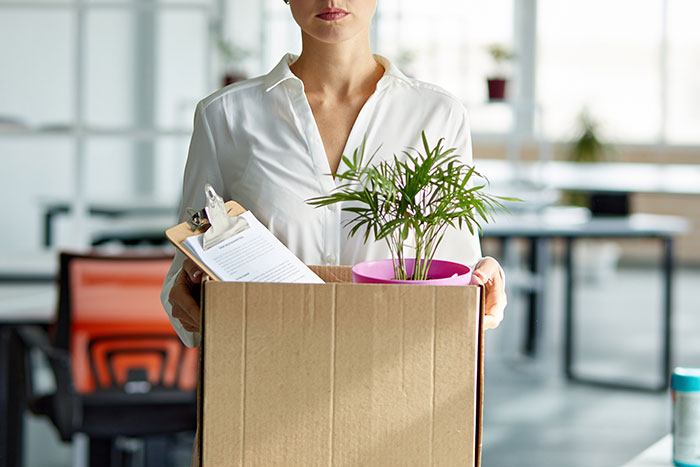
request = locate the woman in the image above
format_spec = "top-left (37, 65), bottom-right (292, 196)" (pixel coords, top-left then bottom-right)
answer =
top-left (162, 0), bottom-right (507, 348)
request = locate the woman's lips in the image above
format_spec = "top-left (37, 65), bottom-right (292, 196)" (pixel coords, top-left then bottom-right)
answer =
top-left (316, 8), bottom-right (349, 21)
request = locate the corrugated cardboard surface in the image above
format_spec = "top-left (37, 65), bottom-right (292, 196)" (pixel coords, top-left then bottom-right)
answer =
top-left (200, 266), bottom-right (483, 466)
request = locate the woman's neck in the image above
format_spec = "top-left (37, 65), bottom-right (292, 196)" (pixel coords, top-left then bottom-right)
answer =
top-left (290, 32), bottom-right (384, 98)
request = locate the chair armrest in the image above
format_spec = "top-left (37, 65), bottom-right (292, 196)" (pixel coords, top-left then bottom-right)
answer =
top-left (14, 326), bottom-right (70, 366)
top-left (12, 326), bottom-right (77, 440)
top-left (14, 326), bottom-right (70, 401)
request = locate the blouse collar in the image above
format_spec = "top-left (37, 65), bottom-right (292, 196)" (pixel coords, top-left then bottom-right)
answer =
top-left (263, 53), bottom-right (412, 93)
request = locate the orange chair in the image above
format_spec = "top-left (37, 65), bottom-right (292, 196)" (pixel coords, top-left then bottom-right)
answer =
top-left (17, 252), bottom-right (197, 466)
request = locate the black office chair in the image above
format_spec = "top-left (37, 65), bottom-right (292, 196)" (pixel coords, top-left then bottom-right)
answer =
top-left (16, 252), bottom-right (198, 466)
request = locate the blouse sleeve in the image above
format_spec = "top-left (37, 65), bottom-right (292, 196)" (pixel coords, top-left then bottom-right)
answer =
top-left (432, 105), bottom-right (483, 268)
top-left (160, 101), bottom-right (225, 348)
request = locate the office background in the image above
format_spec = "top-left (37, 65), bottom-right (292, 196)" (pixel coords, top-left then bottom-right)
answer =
top-left (1, 0), bottom-right (699, 466)
top-left (1, 0), bottom-right (699, 258)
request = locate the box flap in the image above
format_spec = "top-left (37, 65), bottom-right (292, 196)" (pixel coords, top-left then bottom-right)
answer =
top-left (308, 265), bottom-right (353, 283)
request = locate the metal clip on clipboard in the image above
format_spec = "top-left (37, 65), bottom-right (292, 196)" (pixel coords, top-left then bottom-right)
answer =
top-left (185, 184), bottom-right (249, 250)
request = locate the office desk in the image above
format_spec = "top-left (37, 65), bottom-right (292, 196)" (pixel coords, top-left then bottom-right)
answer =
top-left (0, 251), bottom-right (57, 283)
top-left (477, 160), bottom-right (700, 196)
top-left (41, 199), bottom-right (177, 247)
top-left (483, 210), bottom-right (691, 391)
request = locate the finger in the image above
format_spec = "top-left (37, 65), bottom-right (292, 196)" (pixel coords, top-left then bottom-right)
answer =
top-left (169, 273), bottom-right (201, 322)
top-left (483, 315), bottom-right (501, 330)
top-left (473, 257), bottom-right (501, 281)
top-left (172, 288), bottom-right (201, 322)
top-left (485, 296), bottom-right (506, 324)
top-left (485, 275), bottom-right (507, 322)
top-left (471, 270), bottom-right (487, 286)
top-left (483, 294), bottom-right (506, 330)
top-left (472, 269), bottom-right (498, 288)
top-left (180, 320), bottom-right (199, 332)
top-left (171, 303), bottom-right (197, 325)
top-left (171, 270), bottom-right (201, 303)
top-left (180, 319), bottom-right (200, 333)
top-left (182, 259), bottom-right (204, 283)
top-left (478, 262), bottom-right (507, 330)
top-left (172, 304), bottom-right (200, 331)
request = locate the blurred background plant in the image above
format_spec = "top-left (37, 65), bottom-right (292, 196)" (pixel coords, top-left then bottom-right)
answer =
top-left (487, 43), bottom-right (515, 73)
top-left (563, 110), bottom-right (617, 210)
top-left (216, 38), bottom-right (252, 86)
top-left (569, 110), bottom-right (613, 163)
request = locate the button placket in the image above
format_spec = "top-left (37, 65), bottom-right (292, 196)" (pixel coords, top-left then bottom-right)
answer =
top-left (325, 203), bottom-right (341, 265)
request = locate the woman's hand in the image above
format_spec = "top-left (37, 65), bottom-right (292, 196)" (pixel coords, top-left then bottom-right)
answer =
top-left (472, 257), bottom-right (507, 330)
top-left (168, 258), bottom-right (204, 333)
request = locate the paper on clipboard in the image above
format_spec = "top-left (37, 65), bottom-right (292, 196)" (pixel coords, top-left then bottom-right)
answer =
top-left (165, 201), bottom-right (323, 284)
top-left (181, 210), bottom-right (323, 283)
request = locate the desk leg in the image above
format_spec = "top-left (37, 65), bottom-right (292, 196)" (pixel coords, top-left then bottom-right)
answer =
top-left (43, 210), bottom-right (53, 248)
top-left (497, 235), bottom-right (549, 358)
top-left (524, 237), bottom-right (549, 357)
top-left (563, 237), bottom-right (575, 379)
top-left (662, 236), bottom-right (673, 388)
top-left (564, 236), bottom-right (672, 392)
top-left (0, 326), bottom-right (24, 467)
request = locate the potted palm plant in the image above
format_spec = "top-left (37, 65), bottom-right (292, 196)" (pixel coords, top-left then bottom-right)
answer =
top-left (486, 43), bottom-right (515, 101)
top-left (307, 132), bottom-right (513, 285)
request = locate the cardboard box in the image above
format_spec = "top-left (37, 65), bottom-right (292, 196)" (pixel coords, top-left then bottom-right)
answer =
top-left (198, 266), bottom-right (484, 466)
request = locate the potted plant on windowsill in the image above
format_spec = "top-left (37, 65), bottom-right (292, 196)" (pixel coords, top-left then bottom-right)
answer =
top-left (307, 132), bottom-right (514, 285)
top-left (486, 43), bottom-right (515, 102)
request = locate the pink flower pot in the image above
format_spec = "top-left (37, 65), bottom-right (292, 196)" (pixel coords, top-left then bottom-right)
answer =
top-left (351, 258), bottom-right (472, 286)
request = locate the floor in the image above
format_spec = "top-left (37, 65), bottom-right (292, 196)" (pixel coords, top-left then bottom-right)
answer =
top-left (16, 256), bottom-right (700, 467)
top-left (481, 258), bottom-right (700, 467)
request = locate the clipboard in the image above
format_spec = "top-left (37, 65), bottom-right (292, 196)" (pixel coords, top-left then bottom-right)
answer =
top-left (165, 199), bottom-right (247, 282)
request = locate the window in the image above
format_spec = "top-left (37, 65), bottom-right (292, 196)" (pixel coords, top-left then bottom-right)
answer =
top-left (243, 0), bottom-right (700, 146)
top-left (0, 9), bottom-right (75, 127)
top-left (666, 0), bottom-right (700, 145)
top-left (375, 0), bottom-right (513, 107)
top-left (0, 1), bottom-right (215, 251)
top-left (537, 0), bottom-right (700, 145)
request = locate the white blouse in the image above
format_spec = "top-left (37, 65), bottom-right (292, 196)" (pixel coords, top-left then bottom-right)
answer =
top-left (161, 53), bottom-right (483, 347)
